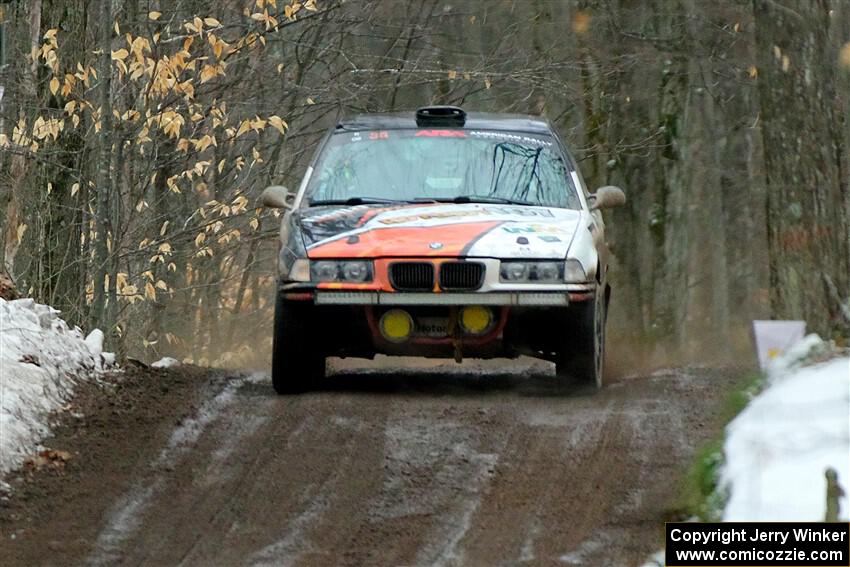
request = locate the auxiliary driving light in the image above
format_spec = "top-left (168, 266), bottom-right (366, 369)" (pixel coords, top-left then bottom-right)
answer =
top-left (460, 306), bottom-right (493, 335)
top-left (379, 309), bottom-right (413, 342)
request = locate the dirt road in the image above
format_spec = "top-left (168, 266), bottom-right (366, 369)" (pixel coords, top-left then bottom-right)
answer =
top-left (0, 359), bottom-right (740, 567)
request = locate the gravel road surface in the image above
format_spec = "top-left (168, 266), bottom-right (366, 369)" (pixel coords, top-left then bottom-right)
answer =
top-left (0, 359), bottom-right (741, 566)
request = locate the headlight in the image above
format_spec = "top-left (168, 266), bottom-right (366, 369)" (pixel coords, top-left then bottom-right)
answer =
top-left (500, 262), bottom-right (529, 281)
top-left (341, 261), bottom-right (370, 282)
top-left (310, 260), bottom-right (373, 282)
top-left (288, 258), bottom-right (311, 282)
top-left (563, 259), bottom-right (587, 283)
top-left (500, 261), bottom-right (563, 283)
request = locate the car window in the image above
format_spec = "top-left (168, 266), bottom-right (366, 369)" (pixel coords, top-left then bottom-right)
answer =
top-left (306, 129), bottom-right (582, 209)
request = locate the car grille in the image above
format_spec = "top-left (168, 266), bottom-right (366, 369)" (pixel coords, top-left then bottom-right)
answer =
top-left (439, 262), bottom-right (485, 291)
top-left (389, 262), bottom-right (435, 291)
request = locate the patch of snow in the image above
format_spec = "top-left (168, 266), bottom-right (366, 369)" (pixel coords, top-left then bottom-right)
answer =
top-left (151, 356), bottom-right (180, 369)
top-left (766, 333), bottom-right (826, 376)
top-left (558, 532), bottom-right (610, 564)
top-left (639, 550), bottom-right (665, 567)
top-left (721, 338), bottom-right (849, 521)
top-left (84, 329), bottom-right (104, 358)
top-left (0, 298), bottom-right (114, 474)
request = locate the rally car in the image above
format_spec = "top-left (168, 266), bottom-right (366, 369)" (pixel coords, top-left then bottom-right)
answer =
top-left (262, 106), bottom-right (625, 393)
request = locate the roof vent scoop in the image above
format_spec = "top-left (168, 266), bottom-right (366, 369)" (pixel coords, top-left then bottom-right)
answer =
top-left (415, 105), bottom-right (466, 127)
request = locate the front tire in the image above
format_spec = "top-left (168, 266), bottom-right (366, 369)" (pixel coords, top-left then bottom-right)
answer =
top-left (556, 290), bottom-right (606, 389)
top-left (272, 295), bottom-right (325, 394)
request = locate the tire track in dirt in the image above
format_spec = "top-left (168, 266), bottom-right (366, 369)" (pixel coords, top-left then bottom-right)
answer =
top-left (111, 390), bottom-right (389, 566)
top-left (455, 398), bottom-right (619, 566)
top-left (86, 373), bottom-right (267, 566)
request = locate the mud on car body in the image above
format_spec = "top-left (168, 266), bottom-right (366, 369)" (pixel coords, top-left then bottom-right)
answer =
top-left (262, 106), bottom-right (625, 394)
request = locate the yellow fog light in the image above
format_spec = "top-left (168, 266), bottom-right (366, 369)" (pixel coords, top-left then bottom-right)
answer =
top-left (379, 309), bottom-right (413, 342)
top-left (460, 306), bottom-right (493, 335)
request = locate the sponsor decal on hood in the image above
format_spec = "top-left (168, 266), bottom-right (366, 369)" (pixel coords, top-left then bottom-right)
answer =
top-left (297, 203), bottom-right (581, 259)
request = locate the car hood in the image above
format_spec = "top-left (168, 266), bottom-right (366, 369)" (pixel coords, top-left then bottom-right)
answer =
top-left (296, 203), bottom-right (581, 259)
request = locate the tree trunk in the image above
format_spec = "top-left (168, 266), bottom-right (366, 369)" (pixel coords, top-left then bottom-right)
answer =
top-left (90, 0), bottom-right (114, 331)
top-left (2, 0), bottom-right (41, 275)
top-left (753, 0), bottom-right (850, 334)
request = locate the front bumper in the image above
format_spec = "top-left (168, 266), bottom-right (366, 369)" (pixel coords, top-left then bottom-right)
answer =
top-left (313, 291), bottom-right (570, 306)
top-left (279, 280), bottom-right (596, 305)
top-left (276, 289), bottom-right (593, 360)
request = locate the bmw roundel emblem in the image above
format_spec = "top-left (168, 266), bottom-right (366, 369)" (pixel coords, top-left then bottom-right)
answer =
top-left (429, 242), bottom-right (443, 250)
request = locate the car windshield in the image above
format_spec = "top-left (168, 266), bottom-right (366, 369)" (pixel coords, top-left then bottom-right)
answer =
top-left (306, 129), bottom-right (581, 209)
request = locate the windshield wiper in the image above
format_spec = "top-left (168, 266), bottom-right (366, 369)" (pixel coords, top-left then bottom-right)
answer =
top-left (308, 197), bottom-right (404, 207)
top-left (412, 195), bottom-right (537, 206)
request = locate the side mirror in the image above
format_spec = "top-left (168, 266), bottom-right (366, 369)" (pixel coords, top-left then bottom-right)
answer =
top-left (260, 185), bottom-right (293, 209)
top-left (590, 185), bottom-right (626, 210)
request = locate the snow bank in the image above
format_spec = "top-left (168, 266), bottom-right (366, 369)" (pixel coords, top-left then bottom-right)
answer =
top-left (721, 335), bottom-right (849, 521)
top-left (151, 356), bottom-right (180, 369)
top-left (0, 298), bottom-right (114, 473)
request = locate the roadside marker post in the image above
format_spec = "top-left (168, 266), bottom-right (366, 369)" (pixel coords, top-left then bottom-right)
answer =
top-left (752, 320), bottom-right (807, 370)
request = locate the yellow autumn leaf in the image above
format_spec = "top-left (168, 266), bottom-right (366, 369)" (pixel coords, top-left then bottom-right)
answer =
top-left (144, 281), bottom-right (157, 300)
top-left (284, 3), bottom-right (301, 20)
top-left (148, 11), bottom-right (162, 20)
top-left (71, 182), bottom-right (80, 196)
top-left (16, 223), bottom-right (28, 244)
top-left (155, 280), bottom-right (168, 291)
top-left (235, 119), bottom-right (252, 138)
top-left (204, 17), bottom-right (221, 27)
top-left (268, 115), bottom-right (288, 134)
top-left (199, 64), bottom-right (219, 83)
top-left (62, 74), bottom-right (75, 97)
top-left (195, 232), bottom-right (206, 247)
top-left (232, 195), bottom-right (249, 214)
top-left (49, 77), bottom-right (60, 95)
top-left (193, 135), bottom-right (216, 152)
top-left (111, 48), bottom-right (129, 61)
top-left (250, 117), bottom-right (267, 132)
